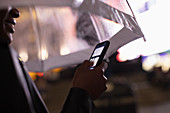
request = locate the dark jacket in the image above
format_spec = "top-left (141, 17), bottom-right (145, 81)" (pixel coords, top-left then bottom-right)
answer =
top-left (0, 45), bottom-right (94, 113)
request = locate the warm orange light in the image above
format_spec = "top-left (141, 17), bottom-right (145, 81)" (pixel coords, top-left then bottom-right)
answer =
top-left (29, 72), bottom-right (37, 81)
top-left (36, 72), bottom-right (44, 77)
top-left (52, 68), bottom-right (62, 72)
top-left (29, 72), bottom-right (46, 80)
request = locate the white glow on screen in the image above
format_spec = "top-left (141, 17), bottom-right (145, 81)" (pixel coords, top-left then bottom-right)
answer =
top-left (90, 57), bottom-right (99, 67)
top-left (92, 46), bottom-right (104, 57)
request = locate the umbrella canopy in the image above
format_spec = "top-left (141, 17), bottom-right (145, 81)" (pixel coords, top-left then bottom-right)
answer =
top-left (0, 0), bottom-right (144, 72)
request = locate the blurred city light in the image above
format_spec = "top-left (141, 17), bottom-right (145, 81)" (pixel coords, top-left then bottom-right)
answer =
top-left (142, 52), bottom-right (170, 72)
top-left (60, 46), bottom-right (70, 55)
top-left (118, 0), bottom-right (170, 59)
top-left (19, 50), bottom-right (29, 62)
top-left (29, 72), bottom-right (37, 80)
top-left (38, 46), bottom-right (48, 61)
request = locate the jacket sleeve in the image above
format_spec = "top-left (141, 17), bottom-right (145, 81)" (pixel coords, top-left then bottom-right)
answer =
top-left (60, 88), bottom-right (95, 113)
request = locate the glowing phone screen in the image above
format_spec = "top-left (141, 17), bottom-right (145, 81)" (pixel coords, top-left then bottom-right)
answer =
top-left (90, 46), bottom-right (104, 67)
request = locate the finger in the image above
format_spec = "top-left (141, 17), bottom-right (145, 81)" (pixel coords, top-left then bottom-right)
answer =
top-left (103, 61), bottom-right (108, 70)
top-left (103, 75), bottom-right (107, 81)
top-left (100, 76), bottom-right (107, 91)
top-left (102, 84), bottom-right (107, 94)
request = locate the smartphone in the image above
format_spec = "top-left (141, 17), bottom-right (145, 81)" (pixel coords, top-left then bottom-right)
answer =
top-left (89, 41), bottom-right (110, 69)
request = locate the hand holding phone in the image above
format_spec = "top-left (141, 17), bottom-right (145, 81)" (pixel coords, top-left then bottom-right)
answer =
top-left (89, 41), bottom-right (110, 69)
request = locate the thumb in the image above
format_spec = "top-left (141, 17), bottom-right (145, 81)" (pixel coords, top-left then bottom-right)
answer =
top-left (82, 60), bottom-right (94, 69)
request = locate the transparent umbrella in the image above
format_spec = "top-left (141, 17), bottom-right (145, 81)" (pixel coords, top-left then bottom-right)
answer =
top-left (0, 0), bottom-right (144, 72)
